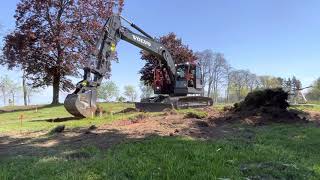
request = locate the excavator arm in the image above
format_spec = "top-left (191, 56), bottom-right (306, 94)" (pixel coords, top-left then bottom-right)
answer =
top-left (64, 15), bottom-right (177, 117)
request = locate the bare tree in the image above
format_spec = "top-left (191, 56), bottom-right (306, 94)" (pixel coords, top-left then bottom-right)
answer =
top-left (0, 75), bottom-right (13, 106)
top-left (195, 50), bottom-right (213, 96)
top-left (208, 53), bottom-right (229, 102)
top-left (196, 50), bottom-right (229, 102)
top-left (225, 65), bottom-right (233, 103)
top-left (26, 85), bottom-right (40, 105)
top-left (8, 82), bottom-right (20, 106)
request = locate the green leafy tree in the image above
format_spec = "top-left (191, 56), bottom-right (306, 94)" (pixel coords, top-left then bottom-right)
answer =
top-left (139, 81), bottom-right (154, 99)
top-left (306, 78), bottom-right (320, 101)
top-left (97, 81), bottom-right (119, 102)
top-left (116, 96), bottom-right (126, 102)
top-left (123, 85), bottom-right (138, 102)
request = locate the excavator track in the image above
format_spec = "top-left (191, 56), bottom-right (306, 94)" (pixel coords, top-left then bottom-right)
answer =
top-left (135, 95), bottom-right (213, 112)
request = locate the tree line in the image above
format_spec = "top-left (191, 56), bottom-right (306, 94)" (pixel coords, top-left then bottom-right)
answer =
top-left (195, 49), bottom-right (304, 103)
top-left (0, 75), bottom-right (39, 106)
top-left (306, 78), bottom-right (320, 102)
top-left (97, 81), bottom-right (153, 103)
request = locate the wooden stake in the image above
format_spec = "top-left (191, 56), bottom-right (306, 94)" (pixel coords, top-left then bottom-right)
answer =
top-left (19, 114), bottom-right (24, 133)
top-left (99, 107), bottom-right (103, 117)
top-left (91, 110), bottom-right (94, 119)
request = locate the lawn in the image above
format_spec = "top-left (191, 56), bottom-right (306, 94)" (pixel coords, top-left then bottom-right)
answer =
top-left (291, 104), bottom-right (320, 112)
top-left (1, 124), bottom-right (319, 179)
top-left (0, 103), bottom-right (320, 179)
top-left (0, 103), bottom-right (135, 133)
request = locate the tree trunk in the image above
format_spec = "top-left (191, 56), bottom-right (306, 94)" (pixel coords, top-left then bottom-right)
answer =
top-left (226, 82), bottom-right (230, 103)
top-left (27, 94), bottom-right (31, 105)
top-left (207, 81), bottom-right (212, 97)
top-left (2, 90), bottom-right (5, 106)
top-left (22, 72), bottom-right (28, 106)
top-left (237, 87), bottom-right (241, 101)
top-left (51, 73), bottom-right (60, 105)
top-left (12, 92), bottom-right (15, 106)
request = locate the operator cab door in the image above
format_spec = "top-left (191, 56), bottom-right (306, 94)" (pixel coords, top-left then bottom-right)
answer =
top-left (174, 64), bottom-right (188, 95)
top-left (195, 66), bottom-right (203, 89)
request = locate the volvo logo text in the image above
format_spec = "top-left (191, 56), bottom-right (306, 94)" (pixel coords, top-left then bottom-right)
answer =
top-left (132, 35), bottom-right (151, 47)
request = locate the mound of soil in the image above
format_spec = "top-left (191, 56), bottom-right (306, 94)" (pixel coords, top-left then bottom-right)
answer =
top-left (117, 108), bottom-right (139, 114)
top-left (50, 125), bottom-right (65, 134)
top-left (184, 111), bottom-right (208, 119)
top-left (234, 88), bottom-right (289, 111)
top-left (225, 88), bottom-right (307, 125)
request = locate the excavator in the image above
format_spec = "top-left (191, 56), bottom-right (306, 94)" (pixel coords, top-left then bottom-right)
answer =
top-left (64, 15), bottom-right (213, 118)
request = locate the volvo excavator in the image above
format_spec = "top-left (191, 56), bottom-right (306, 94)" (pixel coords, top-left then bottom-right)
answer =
top-left (64, 15), bottom-right (213, 118)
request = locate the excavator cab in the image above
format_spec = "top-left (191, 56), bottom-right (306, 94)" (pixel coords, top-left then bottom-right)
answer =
top-left (153, 63), bottom-right (204, 96)
top-left (174, 63), bottom-right (204, 96)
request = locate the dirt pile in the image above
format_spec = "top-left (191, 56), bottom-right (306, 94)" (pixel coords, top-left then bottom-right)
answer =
top-left (223, 88), bottom-right (307, 125)
top-left (50, 125), bottom-right (65, 134)
top-left (184, 111), bottom-right (208, 119)
top-left (116, 107), bottom-right (139, 114)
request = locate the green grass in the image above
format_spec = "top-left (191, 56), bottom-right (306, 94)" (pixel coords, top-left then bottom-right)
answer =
top-left (1, 103), bottom-right (320, 179)
top-left (291, 104), bottom-right (320, 112)
top-left (0, 103), bottom-right (135, 133)
top-left (1, 123), bottom-right (320, 179)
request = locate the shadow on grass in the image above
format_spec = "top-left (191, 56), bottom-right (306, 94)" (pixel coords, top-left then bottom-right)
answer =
top-left (29, 116), bottom-right (84, 123)
top-left (0, 128), bottom-right (158, 158)
top-left (0, 104), bottom-right (63, 115)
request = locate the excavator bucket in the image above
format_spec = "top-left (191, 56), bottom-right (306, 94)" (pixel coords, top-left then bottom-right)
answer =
top-left (64, 90), bottom-right (97, 118)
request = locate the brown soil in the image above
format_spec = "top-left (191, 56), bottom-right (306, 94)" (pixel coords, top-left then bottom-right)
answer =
top-left (0, 107), bottom-right (319, 158)
top-left (0, 109), bottom-right (232, 157)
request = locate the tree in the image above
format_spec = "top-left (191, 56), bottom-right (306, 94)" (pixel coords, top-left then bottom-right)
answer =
top-left (116, 96), bottom-right (126, 102)
top-left (8, 82), bottom-right (21, 106)
top-left (139, 81), bottom-right (153, 99)
top-left (258, 76), bottom-right (282, 89)
top-left (139, 33), bottom-right (197, 86)
top-left (97, 81), bottom-right (119, 102)
top-left (0, 76), bottom-right (9, 105)
top-left (306, 78), bottom-right (320, 101)
top-left (25, 85), bottom-right (40, 105)
top-left (22, 71), bottom-right (28, 106)
top-left (229, 70), bottom-right (250, 101)
top-left (123, 85), bottom-right (138, 102)
top-left (208, 53), bottom-right (229, 102)
top-left (0, 75), bottom-right (20, 106)
top-left (1, 0), bottom-right (124, 105)
top-left (196, 50), bottom-right (229, 101)
top-left (195, 49), bottom-right (213, 96)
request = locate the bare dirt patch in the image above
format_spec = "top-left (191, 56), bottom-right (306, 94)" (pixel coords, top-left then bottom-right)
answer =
top-left (1, 97), bottom-right (318, 158)
top-left (0, 110), bottom-right (232, 157)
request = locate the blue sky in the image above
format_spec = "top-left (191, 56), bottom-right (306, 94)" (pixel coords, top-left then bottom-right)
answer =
top-left (0, 0), bottom-right (320, 105)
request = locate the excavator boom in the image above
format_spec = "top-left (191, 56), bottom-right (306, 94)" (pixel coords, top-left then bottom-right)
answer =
top-left (64, 15), bottom-right (212, 117)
